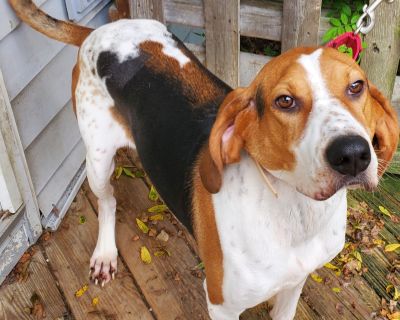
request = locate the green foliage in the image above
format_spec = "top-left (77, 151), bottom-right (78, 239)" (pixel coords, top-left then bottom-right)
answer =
top-left (263, 46), bottom-right (279, 57)
top-left (322, 0), bottom-right (367, 62)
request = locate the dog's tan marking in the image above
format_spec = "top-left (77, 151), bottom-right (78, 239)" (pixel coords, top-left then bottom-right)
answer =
top-left (193, 148), bottom-right (224, 304)
top-left (109, 107), bottom-right (134, 142)
top-left (139, 41), bottom-right (226, 106)
top-left (72, 62), bottom-right (80, 115)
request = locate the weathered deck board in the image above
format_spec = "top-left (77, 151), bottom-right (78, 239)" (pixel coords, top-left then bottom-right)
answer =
top-left (0, 249), bottom-right (68, 319)
top-left (83, 152), bottom-right (210, 319)
top-left (42, 190), bottom-right (154, 320)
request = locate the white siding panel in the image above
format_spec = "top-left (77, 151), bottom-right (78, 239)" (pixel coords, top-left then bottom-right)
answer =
top-left (38, 140), bottom-right (85, 216)
top-left (12, 46), bottom-right (77, 149)
top-left (0, 0), bottom-right (47, 41)
top-left (25, 101), bottom-right (81, 195)
top-left (0, 0), bottom-right (109, 100)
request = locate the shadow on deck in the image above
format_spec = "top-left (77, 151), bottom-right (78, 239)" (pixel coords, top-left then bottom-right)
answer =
top-left (0, 149), bottom-right (398, 320)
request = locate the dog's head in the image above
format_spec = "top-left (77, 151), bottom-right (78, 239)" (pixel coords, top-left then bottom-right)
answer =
top-left (200, 47), bottom-right (399, 200)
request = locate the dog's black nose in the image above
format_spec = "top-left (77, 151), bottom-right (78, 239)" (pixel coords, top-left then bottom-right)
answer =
top-left (326, 135), bottom-right (371, 177)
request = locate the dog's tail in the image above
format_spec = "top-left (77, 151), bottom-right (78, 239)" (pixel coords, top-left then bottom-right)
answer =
top-left (8, 0), bottom-right (93, 46)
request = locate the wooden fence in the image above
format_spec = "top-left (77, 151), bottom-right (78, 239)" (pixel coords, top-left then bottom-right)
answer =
top-left (110, 0), bottom-right (400, 105)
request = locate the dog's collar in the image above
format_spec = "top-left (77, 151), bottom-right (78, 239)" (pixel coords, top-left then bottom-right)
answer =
top-left (254, 160), bottom-right (279, 198)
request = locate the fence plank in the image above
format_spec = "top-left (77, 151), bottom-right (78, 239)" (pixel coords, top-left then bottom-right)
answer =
top-left (204, 0), bottom-right (239, 87)
top-left (361, 1), bottom-right (400, 100)
top-left (280, 0), bottom-right (322, 52)
top-left (129, 0), bottom-right (165, 22)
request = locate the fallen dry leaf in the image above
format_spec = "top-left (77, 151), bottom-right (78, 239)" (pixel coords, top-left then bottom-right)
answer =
top-left (136, 218), bottom-right (149, 234)
top-left (30, 292), bottom-right (46, 319)
top-left (156, 230), bottom-right (169, 242)
top-left (140, 246), bottom-right (152, 264)
top-left (75, 284), bottom-right (89, 297)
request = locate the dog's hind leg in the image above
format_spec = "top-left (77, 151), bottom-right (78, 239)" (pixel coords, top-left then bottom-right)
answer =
top-left (75, 68), bottom-right (135, 285)
top-left (86, 146), bottom-right (118, 285)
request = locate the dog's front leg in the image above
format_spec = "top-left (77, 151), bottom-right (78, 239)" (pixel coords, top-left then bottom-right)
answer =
top-left (269, 278), bottom-right (306, 320)
top-left (86, 149), bottom-right (118, 286)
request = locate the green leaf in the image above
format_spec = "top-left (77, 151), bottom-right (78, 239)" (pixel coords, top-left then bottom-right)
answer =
top-left (342, 5), bottom-right (351, 17)
top-left (340, 13), bottom-right (348, 25)
top-left (133, 169), bottom-right (146, 178)
top-left (322, 28), bottom-right (337, 43)
top-left (330, 18), bottom-right (342, 27)
top-left (345, 25), bottom-right (353, 33)
top-left (148, 185), bottom-right (159, 202)
top-left (148, 204), bottom-right (168, 213)
top-left (79, 215), bottom-right (87, 224)
top-left (353, 251), bottom-right (362, 262)
top-left (136, 218), bottom-right (149, 234)
top-left (338, 45), bottom-right (347, 53)
top-left (351, 14), bottom-right (360, 24)
top-left (122, 167), bottom-right (136, 178)
top-left (338, 26), bottom-right (345, 35)
top-left (378, 205), bottom-right (392, 217)
top-left (115, 166), bottom-right (123, 179)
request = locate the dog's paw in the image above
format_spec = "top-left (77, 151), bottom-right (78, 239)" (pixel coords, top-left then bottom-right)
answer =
top-left (89, 246), bottom-right (118, 286)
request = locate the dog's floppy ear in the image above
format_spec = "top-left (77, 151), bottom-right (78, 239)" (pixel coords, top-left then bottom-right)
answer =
top-left (199, 88), bottom-right (257, 193)
top-left (367, 82), bottom-right (399, 175)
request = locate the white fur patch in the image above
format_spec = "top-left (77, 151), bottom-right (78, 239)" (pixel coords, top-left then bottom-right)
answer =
top-left (209, 153), bottom-right (347, 318)
top-left (81, 19), bottom-right (190, 68)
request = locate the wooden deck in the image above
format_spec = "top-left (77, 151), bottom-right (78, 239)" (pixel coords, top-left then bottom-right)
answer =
top-left (0, 149), bottom-right (399, 320)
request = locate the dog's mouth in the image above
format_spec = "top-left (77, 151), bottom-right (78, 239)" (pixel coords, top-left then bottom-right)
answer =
top-left (311, 175), bottom-right (377, 201)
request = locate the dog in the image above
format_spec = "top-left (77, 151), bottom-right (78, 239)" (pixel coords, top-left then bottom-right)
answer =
top-left (9, 1), bottom-right (399, 319)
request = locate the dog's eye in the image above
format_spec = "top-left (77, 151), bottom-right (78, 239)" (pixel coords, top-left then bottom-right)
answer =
top-left (275, 95), bottom-right (295, 109)
top-left (348, 80), bottom-right (364, 95)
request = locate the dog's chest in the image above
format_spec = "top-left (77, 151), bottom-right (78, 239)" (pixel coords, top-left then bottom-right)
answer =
top-left (211, 154), bottom-right (347, 306)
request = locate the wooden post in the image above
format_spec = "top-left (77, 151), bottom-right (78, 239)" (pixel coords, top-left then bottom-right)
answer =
top-left (109, 0), bottom-right (130, 21)
top-left (281, 0), bottom-right (322, 52)
top-left (204, 0), bottom-right (240, 88)
top-left (361, 1), bottom-right (400, 100)
top-left (129, 0), bottom-right (165, 22)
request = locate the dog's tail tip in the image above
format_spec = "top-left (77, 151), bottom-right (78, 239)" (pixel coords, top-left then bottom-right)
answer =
top-left (8, 0), bottom-right (93, 46)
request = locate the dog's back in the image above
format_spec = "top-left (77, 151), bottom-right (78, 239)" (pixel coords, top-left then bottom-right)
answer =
top-left (83, 19), bottom-right (231, 230)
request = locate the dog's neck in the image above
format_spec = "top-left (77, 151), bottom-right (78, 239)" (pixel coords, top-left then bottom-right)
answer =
top-left (213, 152), bottom-right (348, 244)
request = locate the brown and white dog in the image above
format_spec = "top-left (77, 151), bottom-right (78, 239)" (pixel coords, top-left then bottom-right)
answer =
top-left (9, 1), bottom-right (399, 319)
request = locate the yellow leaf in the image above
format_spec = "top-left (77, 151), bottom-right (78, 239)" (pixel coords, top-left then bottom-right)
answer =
top-left (154, 251), bottom-right (166, 257)
top-left (311, 273), bottom-right (323, 283)
top-left (148, 185), bottom-right (159, 202)
top-left (372, 239), bottom-right (385, 246)
top-left (136, 218), bottom-right (149, 234)
top-left (114, 166), bottom-right (123, 179)
top-left (395, 287), bottom-right (400, 301)
top-left (149, 214), bottom-right (164, 221)
top-left (79, 215), bottom-right (87, 224)
top-left (385, 243), bottom-right (400, 252)
top-left (324, 262), bottom-right (339, 270)
top-left (388, 311), bottom-right (400, 320)
top-left (334, 269), bottom-right (341, 277)
top-left (378, 205), bottom-right (392, 217)
top-left (75, 284), bottom-right (88, 297)
top-left (140, 246), bottom-right (152, 264)
top-left (332, 287), bottom-right (341, 293)
top-left (352, 251), bottom-right (362, 262)
top-left (92, 297), bottom-right (99, 306)
top-left (148, 204), bottom-right (168, 213)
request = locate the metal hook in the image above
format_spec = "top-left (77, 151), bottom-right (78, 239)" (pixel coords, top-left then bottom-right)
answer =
top-left (354, 0), bottom-right (394, 35)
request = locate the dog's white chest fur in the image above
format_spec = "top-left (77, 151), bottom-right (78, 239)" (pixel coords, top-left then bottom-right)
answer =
top-left (211, 153), bottom-right (347, 312)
